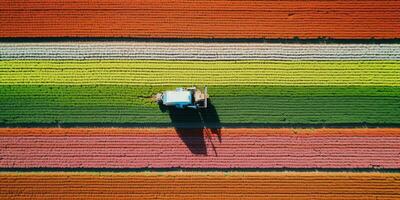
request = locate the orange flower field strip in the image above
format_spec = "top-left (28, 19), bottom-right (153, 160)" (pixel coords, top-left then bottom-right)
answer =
top-left (1, 172), bottom-right (400, 199)
top-left (1, 0), bottom-right (399, 39)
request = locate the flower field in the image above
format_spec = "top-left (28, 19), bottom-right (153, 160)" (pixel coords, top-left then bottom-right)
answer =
top-left (1, 128), bottom-right (400, 169)
top-left (1, 0), bottom-right (400, 39)
top-left (2, 43), bottom-right (400, 60)
top-left (1, 60), bottom-right (399, 126)
top-left (1, 0), bottom-right (400, 198)
top-left (1, 60), bottom-right (399, 86)
top-left (1, 172), bottom-right (400, 199)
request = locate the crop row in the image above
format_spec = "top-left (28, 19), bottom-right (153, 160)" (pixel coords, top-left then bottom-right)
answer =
top-left (1, 172), bottom-right (399, 199)
top-left (2, 43), bottom-right (400, 61)
top-left (1, 128), bottom-right (400, 168)
top-left (5, 0), bottom-right (400, 10)
top-left (1, 85), bottom-right (399, 126)
top-left (1, 1), bottom-right (399, 39)
top-left (2, 85), bottom-right (400, 97)
top-left (1, 61), bottom-right (399, 86)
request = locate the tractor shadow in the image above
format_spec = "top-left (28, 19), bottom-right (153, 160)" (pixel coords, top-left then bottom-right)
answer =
top-left (159, 100), bottom-right (221, 155)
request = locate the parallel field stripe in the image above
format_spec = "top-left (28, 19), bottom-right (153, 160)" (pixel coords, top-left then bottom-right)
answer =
top-left (1, 128), bottom-right (400, 169)
top-left (1, 172), bottom-right (400, 199)
top-left (1, 0), bottom-right (400, 39)
top-left (1, 43), bottom-right (400, 60)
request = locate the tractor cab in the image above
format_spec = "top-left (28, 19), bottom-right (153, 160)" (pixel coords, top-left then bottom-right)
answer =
top-left (155, 87), bottom-right (208, 109)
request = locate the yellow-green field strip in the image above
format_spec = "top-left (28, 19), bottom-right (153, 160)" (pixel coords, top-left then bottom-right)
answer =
top-left (1, 60), bottom-right (399, 126)
top-left (1, 60), bottom-right (399, 86)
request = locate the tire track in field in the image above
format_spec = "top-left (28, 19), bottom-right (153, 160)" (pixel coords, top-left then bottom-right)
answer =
top-left (1, 128), bottom-right (399, 169)
top-left (1, 172), bottom-right (399, 199)
top-left (1, 42), bottom-right (400, 60)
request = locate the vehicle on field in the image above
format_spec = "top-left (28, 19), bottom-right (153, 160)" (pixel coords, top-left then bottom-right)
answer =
top-left (155, 86), bottom-right (208, 109)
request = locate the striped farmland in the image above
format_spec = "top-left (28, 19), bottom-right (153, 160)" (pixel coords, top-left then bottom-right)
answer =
top-left (1, 60), bottom-right (399, 86)
top-left (1, 128), bottom-right (400, 169)
top-left (1, 172), bottom-right (400, 199)
top-left (1, 53), bottom-right (399, 198)
top-left (1, 0), bottom-right (400, 198)
top-left (1, 0), bottom-right (399, 39)
top-left (1, 60), bottom-right (399, 126)
top-left (2, 43), bottom-right (400, 60)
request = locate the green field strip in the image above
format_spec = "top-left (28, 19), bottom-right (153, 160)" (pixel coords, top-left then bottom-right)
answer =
top-left (1, 86), bottom-right (399, 126)
top-left (1, 60), bottom-right (399, 126)
top-left (1, 60), bottom-right (399, 86)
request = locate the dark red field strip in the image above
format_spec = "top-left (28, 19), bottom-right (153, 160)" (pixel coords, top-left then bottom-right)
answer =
top-left (1, 0), bottom-right (399, 39)
top-left (1, 128), bottom-right (399, 169)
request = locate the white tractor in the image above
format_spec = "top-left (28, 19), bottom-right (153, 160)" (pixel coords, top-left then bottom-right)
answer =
top-left (155, 86), bottom-right (208, 109)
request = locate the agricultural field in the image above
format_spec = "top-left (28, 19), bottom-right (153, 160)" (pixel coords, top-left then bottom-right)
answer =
top-left (2, 43), bottom-right (400, 60)
top-left (1, 60), bottom-right (400, 86)
top-left (1, 57), bottom-right (399, 198)
top-left (1, 0), bottom-right (400, 198)
top-left (1, 128), bottom-right (400, 169)
top-left (1, 60), bottom-right (399, 126)
top-left (1, 0), bottom-right (400, 39)
top-left (1, 172), bottom-right (400, 199)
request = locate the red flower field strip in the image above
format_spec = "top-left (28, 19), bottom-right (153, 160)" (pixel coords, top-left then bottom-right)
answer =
top-left (1, 128), bottom-right (399, 168)
top-left (1, 172), bottom-right (400, 199)
top-left (1, 0), bottom-right (399, 39)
